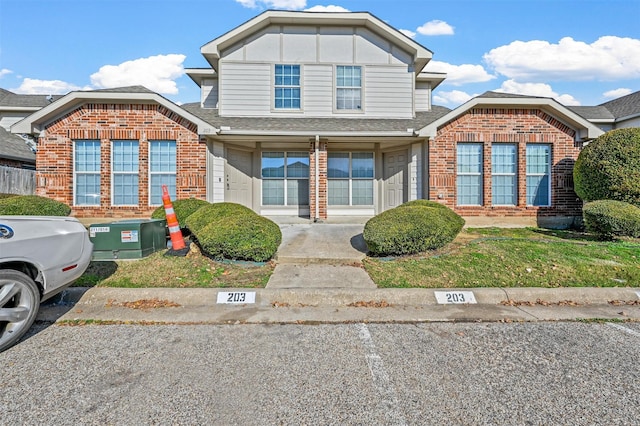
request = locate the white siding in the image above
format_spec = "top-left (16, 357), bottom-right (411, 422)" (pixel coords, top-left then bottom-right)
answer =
top-left (410, 143), bottom-right (422, 200)
top-left (282, 26), bottom-right (317, 62)
top-left (219, 62), bottom-right (271, 116)
top-left (202, 79), bottom-right (219, 109)
top-left (304, 64), bottom-right (334, 116)
top-left (355, 28), bottom-right (390, 64)
top-left (414, 82), bottom-right (431, 112)
top-left (615, 117), bottom-right (640, 129)
top-left (1, 113), bottom-right (30, 131)
top-left (365, 66), bottom-right (414, 117)
top-left (244, 27), bottom-right (281, 62)
top-left (318, 27), bottom-right (354, 63)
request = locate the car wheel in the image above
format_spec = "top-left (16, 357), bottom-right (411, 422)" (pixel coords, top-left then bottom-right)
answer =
top-left (0, 270), bottom-right (41, 352)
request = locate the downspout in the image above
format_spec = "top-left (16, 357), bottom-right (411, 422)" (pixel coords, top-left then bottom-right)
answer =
top-left (314, 135), bottom-right (320, 222)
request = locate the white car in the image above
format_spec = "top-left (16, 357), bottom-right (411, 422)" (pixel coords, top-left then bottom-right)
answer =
top-left (0, 216), bottom-right (93, 352)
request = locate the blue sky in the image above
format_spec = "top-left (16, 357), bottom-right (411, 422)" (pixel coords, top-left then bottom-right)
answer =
top-left (1, 0), bottom-right (639, 108)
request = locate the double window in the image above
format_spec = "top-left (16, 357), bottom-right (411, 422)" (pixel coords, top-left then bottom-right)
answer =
top-left (73, 140), bottom-right (101, 206)
top-left (149, 140), bottom-right (176, 205)
top-left (274, 65), bottom-right (301, 109)
top-left (492, 144), bottom-right (517, 206)
top-left (261, 152), bottom-right (309, 206)
top-left (457, 143), bottom-right (483, 206)
top-left (336, 66), bottom-right (362, 110)
top-left (456, 143), bottom-right (551, 207)
top-left (112, 140), bottom-right (139, 205)
top-left (328, 152), bottom-right (374, 205)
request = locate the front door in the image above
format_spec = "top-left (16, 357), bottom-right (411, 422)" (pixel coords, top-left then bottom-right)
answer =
top-left (225, 148), bottom-right (252, 208)
top-left (384, 150), bottom-right (408, 210)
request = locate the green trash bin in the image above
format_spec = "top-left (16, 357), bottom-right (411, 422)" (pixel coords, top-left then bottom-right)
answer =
top-left (89, 219), bottom-right (167, 260)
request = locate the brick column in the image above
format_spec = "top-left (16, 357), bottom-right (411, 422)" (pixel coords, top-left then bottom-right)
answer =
top-left (309, 139), bottom-right (328, 220)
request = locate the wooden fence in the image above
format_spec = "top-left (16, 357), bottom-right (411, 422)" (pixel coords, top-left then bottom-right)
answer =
top-left (0, 166), bottom-right (35, 195)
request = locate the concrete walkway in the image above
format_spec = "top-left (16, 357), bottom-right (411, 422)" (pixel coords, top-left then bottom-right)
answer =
top-left (266, 219), bottom-right (376, 289)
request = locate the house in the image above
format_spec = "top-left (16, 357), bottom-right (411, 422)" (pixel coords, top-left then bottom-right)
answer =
top-left (569, 90), bottom-right (640, 131)
top-left (12, 10), bottom-right (611, 227)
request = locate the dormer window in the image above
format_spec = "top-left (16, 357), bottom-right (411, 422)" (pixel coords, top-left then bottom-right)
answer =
top-left (274, 64), bottom-right (301, 109)
top-left (336, 66), bottom-right (362, 111)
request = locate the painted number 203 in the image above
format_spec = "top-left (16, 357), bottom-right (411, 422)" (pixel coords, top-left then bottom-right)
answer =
top-left (446, 293), bottom-right (466, 303)
top-left (227, 293), bottom-right (246, 303)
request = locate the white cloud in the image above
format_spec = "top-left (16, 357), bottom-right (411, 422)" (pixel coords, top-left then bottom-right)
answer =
top-left (236, 0), bottom-right (306, 9)
top-left (305, 5), bottom-right (349, 12)
top-left (496, 80), bottom-right (581, 106)
top-left (11, 78), bottom-right (90, 95)
top-left (416, 20), bottom-right (454, 36)
top-left (399, 29), bottom-right (416, 39)
top-left (603, 88), bottom-right (632, 99)
top-left (90, 54), bottom-right (186, 95)
top-left (0, 69), bottom-right (12, 78)
top-left (484, 36), bottom-right (640, 81)
top-left (424, 60), bottom-right (495, 85)
top-left (433, 90), bottom-right (475, 106)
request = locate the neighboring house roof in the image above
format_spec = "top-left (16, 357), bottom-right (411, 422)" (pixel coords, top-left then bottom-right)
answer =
top-left (199, 10), bottom-right (433, 74)
top-left (10, 86), bottom-right (216, 136)
top-left (0, 88), bottom-right (62, 110)
top-left (419, 91), bottom-right (604, 141)
top-left (568, 90), bottom-right (640, 125)
top-left (0, 126), bottom-right (35, 163)
top-left (181, 103), bottom-right (451, 137)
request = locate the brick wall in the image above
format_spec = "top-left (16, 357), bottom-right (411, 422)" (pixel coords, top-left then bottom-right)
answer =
top-left (429, 108), bottom-right (583, 218)
top-left (309, 140), bottom-right (328, 220)
top-left (37, 103), bottom-right (207, 218)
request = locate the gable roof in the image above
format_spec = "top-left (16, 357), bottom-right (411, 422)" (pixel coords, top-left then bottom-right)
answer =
top-left (181, 103), bottom-right (451, 136)
top-left (0, 126), bottom-right (35, 163)
top-left (11, 86), bottom-right (216, 136)
top-left (419, 91), bottom-right (604, 141)
top-left (200, 10), bottom-right (433, 73)
top-left (568, 90), bottom-right (640, 124)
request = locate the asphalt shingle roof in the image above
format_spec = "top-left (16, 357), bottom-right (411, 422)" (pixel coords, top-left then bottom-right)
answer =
top-left (599, 91), bottom-right (640, 119)
top-left (181, 103), bottom-right (452, 133)
top-left (0, 127), bottom-right (35, 163)
top-left (0, 88), bottom-right (62, 108)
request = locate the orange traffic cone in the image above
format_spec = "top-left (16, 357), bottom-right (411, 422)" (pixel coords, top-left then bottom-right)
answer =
top-left (161, 185), bottom-right (186, 251)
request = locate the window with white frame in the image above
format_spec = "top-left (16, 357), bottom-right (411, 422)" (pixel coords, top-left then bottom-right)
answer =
top-left (336, 66), bottom-right (362, 110)
top-left (328, 152), bottom-right (374, 205)
top-left (275, 65), bottom-right (301, 109)
top-left (261, 152), bottom-right (309, 206)
top-left (149, 140), bottom-right (176, 205)
top-left (112, 140), bottom-right (139, 205)
top-left (491, 144), bottom-right (517, 206)
top-left (74, 140), bottom-right (101, 206)
top-left (526, 144), bottom-right (551, 206)
top-left (457, 143), bottom-right (483, 206)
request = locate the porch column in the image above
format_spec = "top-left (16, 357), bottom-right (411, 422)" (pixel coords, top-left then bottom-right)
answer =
top-left (309, 138), bottom-right (328, 221)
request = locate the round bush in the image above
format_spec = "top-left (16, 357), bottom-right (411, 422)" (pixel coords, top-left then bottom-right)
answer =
top-left (397, 199), bottom-right (454, 211)
top-left (574, 128), bottom-right (640, 207)
top-left (151, 198), bottom-right (210, 226)
top-left (583, 199), bottom-right (640, 239)
top-left (184, 202), bottom-right (255, 235)
top-left (0, 195), bottom-right (71, 216)
top-left (363, 204), bottom-right (464, 256)
top-left (195, 213), bottom-right (282, 262)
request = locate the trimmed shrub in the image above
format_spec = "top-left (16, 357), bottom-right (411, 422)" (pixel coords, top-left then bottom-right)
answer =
top-left (196, 214), bottom-right (282, 262)
top-left (364, 204), bottom-right (465, 256)
top-left (151, 198), bottom-right (210, 226)
top-left (184, 202), bottom-right (255, 235)
top-left (0, 195), bottom-right (71, 216)
top-left (583, 200), bottom-right (640, 239)
top-left (397, 199), bottom-right (455, 212)
top-left (574, 128), bottom-right (640, 207)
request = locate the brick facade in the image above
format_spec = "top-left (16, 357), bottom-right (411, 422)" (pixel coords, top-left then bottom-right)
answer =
top-left (429, 108), bottom-right (583, 219)
top-left (36, 103), bottom-right (207, 218)
top-left (308, 139), bottom-right (328, 220)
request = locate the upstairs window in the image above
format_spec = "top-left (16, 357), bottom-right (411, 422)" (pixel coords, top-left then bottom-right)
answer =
top-left (336, 66), bottom-right (362, 110)
top-left (275, 64), bottom-right (301, 109)
top-left (74, 140), bottom-right (101, 206)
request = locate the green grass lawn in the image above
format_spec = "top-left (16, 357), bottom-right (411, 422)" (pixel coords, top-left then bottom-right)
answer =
top-left (364, 228), bottom-right (640, 288)
top-left (74, 244), bottom-right (274, 289)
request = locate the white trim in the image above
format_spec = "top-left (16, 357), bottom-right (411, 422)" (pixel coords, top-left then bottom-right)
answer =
top-left (111, 140), bottom-right (140, 207)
